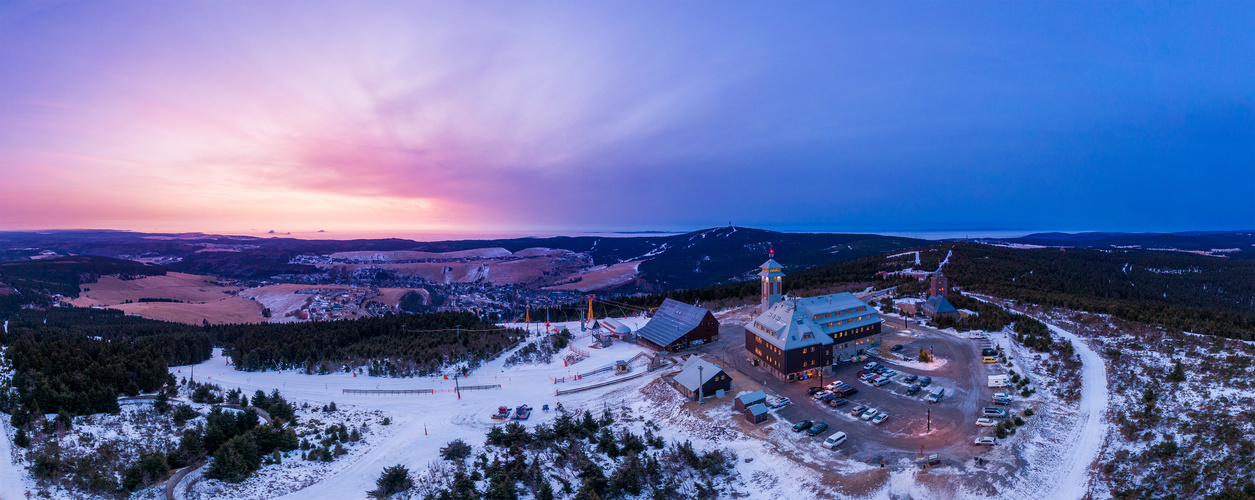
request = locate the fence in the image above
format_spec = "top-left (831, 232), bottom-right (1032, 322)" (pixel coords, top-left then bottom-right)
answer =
top-left (342, 384), bottom-right (500, 395)
top-left (553, 359), bottom-right (672, 396)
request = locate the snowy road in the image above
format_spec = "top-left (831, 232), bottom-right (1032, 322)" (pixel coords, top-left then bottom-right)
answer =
top-left (0, 420), bottom-right (28, 500)
top-left (1037, 320), bottom-right (1109, 499)
top-left (994, 311), bottom-right (1109, 500)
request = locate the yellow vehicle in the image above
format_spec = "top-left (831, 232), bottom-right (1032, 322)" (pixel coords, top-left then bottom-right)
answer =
top-left (982, 356), bottom-right (998, 363)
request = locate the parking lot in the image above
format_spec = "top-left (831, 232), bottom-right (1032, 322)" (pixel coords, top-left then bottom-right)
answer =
top-left (694, 319), bottom-right (1025, 466)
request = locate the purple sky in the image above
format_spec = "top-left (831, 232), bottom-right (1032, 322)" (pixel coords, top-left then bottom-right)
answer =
top-left (1, 1), bottom-right (1251, 235)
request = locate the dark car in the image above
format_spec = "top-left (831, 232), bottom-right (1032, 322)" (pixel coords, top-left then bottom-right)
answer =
top-left (982, 348), bottom-right (998, 357)
top-left (904, 374), bottom-right (919, 383)
top-left (807, 386), bottom-right (823, 395)
top-left (819, 393), bottom-right (837, 402)
top-left (828, 398), bottom-right (849, 407)
top-left (993, 397), bottom-right (1012, 406)
top-left (891, 344), bottom-right (905, 352)
top-left (920, 376), bottom-right (932, 387)
top-left (807, 422), bottom-right (829, 436)
top-left (907, 384), bottom-right (921, 395)
top-left (793, 420), bottom-right (813, 432)
top-left (836, 388), bottom-right (859, 398)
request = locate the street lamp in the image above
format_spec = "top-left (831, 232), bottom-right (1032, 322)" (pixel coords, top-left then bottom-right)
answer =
top-left (698, 365), bottom-right (705, 404)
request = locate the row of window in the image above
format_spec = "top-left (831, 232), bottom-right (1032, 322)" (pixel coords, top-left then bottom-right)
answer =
top-left (811, 305), bottom-right (867, 321)
top-left (834, 324), bottom-right (875, 338)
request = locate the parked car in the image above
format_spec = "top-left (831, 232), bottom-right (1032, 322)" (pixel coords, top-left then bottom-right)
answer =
top-left (903, 374), bottom-right (918, 383)
top-left (993, 397), bottom-right (1012, 406)
top-left (812, 390), bottom-right (832, 400)
top-left (875, 377), bottom-right (891, 387)
top-left (928, 387), bottom-right (945, 403)
top-left (920, 376), bottom-right (932, 387)
top-left (974, 436), bottom-right (997, 446)
top-left (861, 408), bottom-right (879, 421)
top-left (858, 371), bottom-right (874, 381)
top-left (819, 393), bottom-right (837, 402)
top-left (828, 398), bottom-right (849, 407)
top-left (882, 369), bottom-right (897, 377)
top-left (822, 431), bottom-right (848, 449)
top-left (982, 407), bottom-right (1007, 418)
top-left (907, 384), bottom-right (921, 395)
top-left (993, 392), bottom-right (1014, 400)
top-left (872, 413), bottom-right (888, 425)
top-left (807, 386), bottom-right (823, 395)
top-left (825, 381), bottom-right (845, 390)
top-left (851, 405), bottom-right (869, 417)
top-left (807, 422), bottom-right (829, 436)
top-left (975, 418), bottom-right (997, 427)
top-left (891, 344), bottom-right (904, 352)
top-left (982, 348), bottom-right (998, 357)
top-left (768, 397), bottom-right (792, 409)
top-left (793, 420), bottom-right (814, 432)
top-left (863, 362), bottom-right (880, 371)
top-left (835, 388), bottom-right (859, 398)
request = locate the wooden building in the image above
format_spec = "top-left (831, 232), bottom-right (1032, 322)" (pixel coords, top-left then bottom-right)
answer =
top-left (733, 390), bottom-right (767, 412)
top-left (671, 357), bottom-right (731, 401)
top-left (635, 298), bottom-right (720, 352)
top-left (745, 403), bottom-right (770, 424)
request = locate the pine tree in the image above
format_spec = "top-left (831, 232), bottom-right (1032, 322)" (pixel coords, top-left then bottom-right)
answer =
top-left (1168, 359), bottom-right (1186, 382)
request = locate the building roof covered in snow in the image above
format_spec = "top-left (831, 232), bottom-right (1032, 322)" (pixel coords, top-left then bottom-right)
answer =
top-left (635, 298), bottom-right (712, 348)
top-left (674, 357), bottom-right (725, 392)
top-left (746, 292), bottom-right (881, 351)
top-left (758, 258), bottom-right (784, 276)
top-left (736, 390), bottom-right (767, 406)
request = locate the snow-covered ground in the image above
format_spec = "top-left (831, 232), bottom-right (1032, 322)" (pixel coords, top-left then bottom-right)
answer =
top-left (161, 319), bottom-right (667, 499)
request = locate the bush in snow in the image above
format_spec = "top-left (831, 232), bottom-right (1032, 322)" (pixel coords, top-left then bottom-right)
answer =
top-left (369, 464), bottom-right (413, 498)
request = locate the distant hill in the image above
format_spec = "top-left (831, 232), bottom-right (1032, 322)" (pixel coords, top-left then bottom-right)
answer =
top-left (0, 228), bottom-right (924, 290)
top-left (999, 230), bottom-right (1255, 259)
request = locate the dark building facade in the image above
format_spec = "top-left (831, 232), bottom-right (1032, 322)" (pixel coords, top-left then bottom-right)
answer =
top-left (672, 357), bottom-right (731, 400)
top-left (635, 298), bottom-right (719, 351)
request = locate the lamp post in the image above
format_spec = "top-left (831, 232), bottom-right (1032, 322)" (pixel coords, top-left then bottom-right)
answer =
top-left (698, 365), bottom-right (705, 405)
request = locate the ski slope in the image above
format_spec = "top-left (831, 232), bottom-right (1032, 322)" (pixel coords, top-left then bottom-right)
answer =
top-left (167, 318), bottom-right (659, 499)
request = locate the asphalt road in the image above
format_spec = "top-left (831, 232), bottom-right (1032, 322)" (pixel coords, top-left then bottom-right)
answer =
top-left (693, 319), bottom-right (1011, 466)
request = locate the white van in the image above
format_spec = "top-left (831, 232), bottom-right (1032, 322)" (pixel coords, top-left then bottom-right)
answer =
top-left (822, 431), bottom-right (848, 449)
top-left (988, 375), bottom-right (1010, 388)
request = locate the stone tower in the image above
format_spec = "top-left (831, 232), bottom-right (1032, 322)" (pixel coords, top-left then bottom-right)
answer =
top-left (929, 273), bottom-right (948, 298)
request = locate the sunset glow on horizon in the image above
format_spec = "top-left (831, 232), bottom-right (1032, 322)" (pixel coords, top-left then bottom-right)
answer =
top-left (2, 1), bottom-right (1252, 235)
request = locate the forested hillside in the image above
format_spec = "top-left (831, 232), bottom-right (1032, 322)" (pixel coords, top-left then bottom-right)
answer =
top-left (0, 309), bottom-right (213, 420)
top-left (218, 312), bottom-right (526, 376)
top-left (0, 255), bottom-right (166, 312)
top-left (945, 244), bottom-right (1255, 340)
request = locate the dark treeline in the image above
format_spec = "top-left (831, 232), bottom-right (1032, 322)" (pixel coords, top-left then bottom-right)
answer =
top-left (4, 327), bottom-right (171, 420)
top-left (945, 243), bottom-right (1255, 340)
top-left (218, 312), bottom-right (525, 376)
top-left (1, 309), bottom-right (213, 420)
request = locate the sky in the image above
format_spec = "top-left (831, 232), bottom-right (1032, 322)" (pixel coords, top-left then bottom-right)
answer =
top-left (0, 1), bottom-right (1252, 237)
